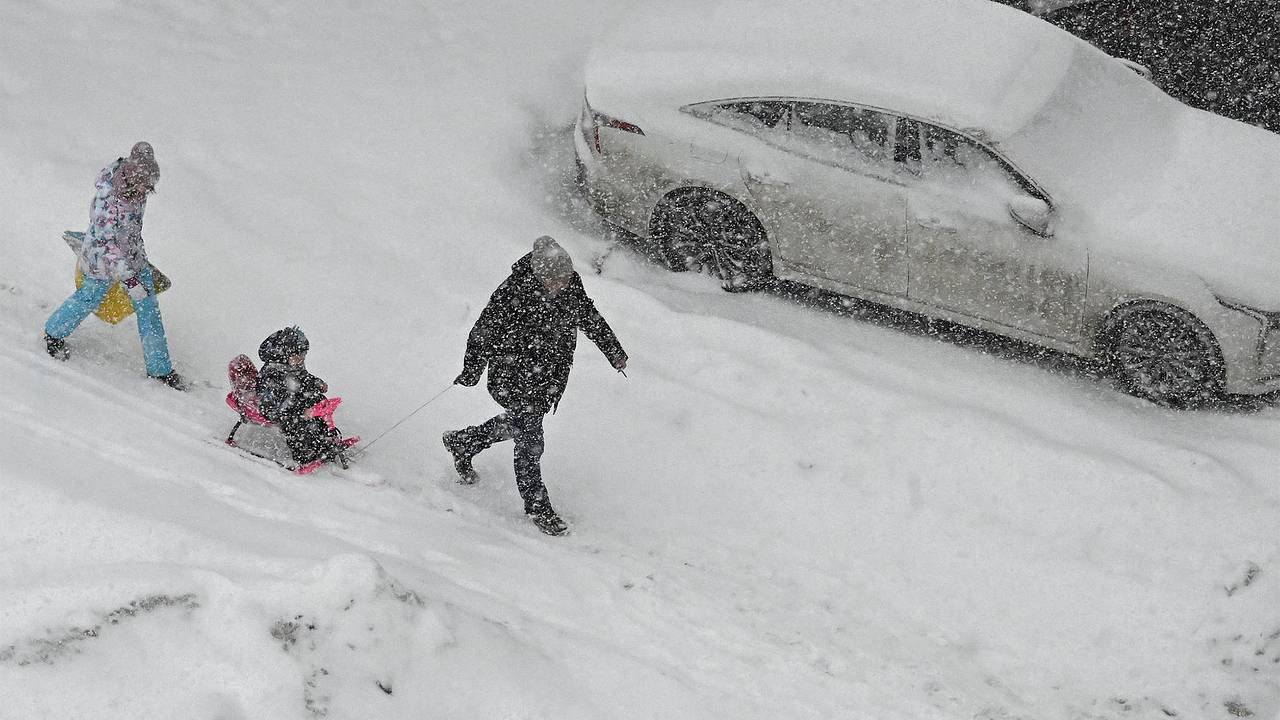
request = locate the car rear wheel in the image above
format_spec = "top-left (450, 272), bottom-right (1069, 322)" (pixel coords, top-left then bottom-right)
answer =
top-left (1100, 306), bottom-right (1223, 408)
top-left (653, 190), bottom-right (772, 292)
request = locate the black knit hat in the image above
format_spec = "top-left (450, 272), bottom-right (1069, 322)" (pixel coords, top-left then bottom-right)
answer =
top-left (259, 326), bottom-right (309, 363)
top-left (530, 235), bottom-right (573, 280)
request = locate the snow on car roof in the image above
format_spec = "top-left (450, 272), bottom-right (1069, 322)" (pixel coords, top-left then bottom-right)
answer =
top-left (586, 0), bottom-right (1080, 139)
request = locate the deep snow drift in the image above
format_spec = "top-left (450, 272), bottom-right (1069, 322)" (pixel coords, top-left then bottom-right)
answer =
top-left (1, 1), bottom-right (1277, 718)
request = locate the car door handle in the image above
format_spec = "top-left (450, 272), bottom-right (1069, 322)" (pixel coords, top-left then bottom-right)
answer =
top-left (916, 217), bottom-right (957, 233)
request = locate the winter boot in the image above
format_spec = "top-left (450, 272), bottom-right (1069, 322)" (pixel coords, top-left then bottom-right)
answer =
top-left (44, 333), bottom-right (69, 361)
top-left (442, 430), bottom-right (479, 484)
top-left (529, 507), bottom-right (569, 536)
top-left (153, 371), bottom-right (188, 391)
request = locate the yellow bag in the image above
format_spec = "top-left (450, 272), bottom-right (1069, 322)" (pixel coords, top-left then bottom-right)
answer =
top-left (74, 264), bottom-right (172, 325)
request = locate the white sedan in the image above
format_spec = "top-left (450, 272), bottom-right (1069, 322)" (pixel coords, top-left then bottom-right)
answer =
top-left (574, 0), bottom-right (1280, 407)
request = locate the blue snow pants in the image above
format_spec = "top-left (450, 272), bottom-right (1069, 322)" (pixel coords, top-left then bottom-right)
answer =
top-left (44, 265), bottom-right (173, 378)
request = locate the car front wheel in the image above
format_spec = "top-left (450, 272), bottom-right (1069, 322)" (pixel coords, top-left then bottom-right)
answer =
top-left (654, 191), bottom-right (772, 292)
top-left (1101, 306), bottom-right (1223, 408)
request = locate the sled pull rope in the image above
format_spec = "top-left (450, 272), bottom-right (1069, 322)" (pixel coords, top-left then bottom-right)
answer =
top-left (350, 383), bottom-right (454, 458)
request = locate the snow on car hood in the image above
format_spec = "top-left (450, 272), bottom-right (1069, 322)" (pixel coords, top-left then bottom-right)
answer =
top-left (1001, 47), bottom-right (1280, 308)
top-left (1128, 110), bottom-right (1280, 309)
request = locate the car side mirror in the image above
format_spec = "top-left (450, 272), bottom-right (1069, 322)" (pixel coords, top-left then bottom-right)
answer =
top-left (1115, 57), bottom-right (1153, 81)
top-left (1009, 195), bottom-right (1054, 237)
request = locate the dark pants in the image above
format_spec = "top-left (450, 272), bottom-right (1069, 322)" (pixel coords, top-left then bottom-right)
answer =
top-left (280, 416), bottom-right (340, 465)
top-left (452, 411), bottom-right (551, 514)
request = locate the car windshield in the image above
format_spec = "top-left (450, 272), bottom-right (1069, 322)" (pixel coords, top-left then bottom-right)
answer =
top-left (1001, 46), bottom-right (1180, 212)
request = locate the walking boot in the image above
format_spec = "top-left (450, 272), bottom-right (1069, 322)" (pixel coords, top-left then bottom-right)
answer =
top-left (529, 506), bottom-right (569, 536)
top-left (44, 333), bottom-right (69, 361)
top-left (153, 371), bottom-right (188, 391)
top-left (442, 430), bottom-right (479, 484)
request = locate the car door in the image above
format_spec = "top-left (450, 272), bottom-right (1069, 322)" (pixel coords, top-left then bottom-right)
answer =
top-left (731, 101), bottom-right (909, 298)
top-left (900, 121), bottom-right (1088, 341)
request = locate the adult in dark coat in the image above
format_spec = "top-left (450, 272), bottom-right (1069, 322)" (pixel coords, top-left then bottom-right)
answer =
top-left (443, 236), bottom-right (628, 535)
top-left (256, 326), bottom-right (340, 466)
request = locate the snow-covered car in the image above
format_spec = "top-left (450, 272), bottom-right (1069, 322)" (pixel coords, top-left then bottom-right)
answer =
top-left (574, 0), bottom-right (1280, 407)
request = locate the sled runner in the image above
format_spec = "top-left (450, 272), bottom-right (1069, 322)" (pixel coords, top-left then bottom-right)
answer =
top-left (223, 354), bottom-right (359, 474)
top-left (62, 231), bottom-right (172, 325)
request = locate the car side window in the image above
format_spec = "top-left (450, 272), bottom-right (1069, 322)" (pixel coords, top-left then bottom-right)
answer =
top-left (789, 102), bottom-right (895, 173)
top-left (721, 100), bottom-right (790, 129)
top-left (911, 122), bottom-right (1034, 198)
top-left (694, 100), bottom-right (792, 139)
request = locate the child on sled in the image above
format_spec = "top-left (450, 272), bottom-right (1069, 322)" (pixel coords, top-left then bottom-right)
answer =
top-left (252, 326), bottom-right (353, 470)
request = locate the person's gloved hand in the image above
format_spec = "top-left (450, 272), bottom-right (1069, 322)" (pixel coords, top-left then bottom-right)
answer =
top-left (123, 276), bottom-right (149, 302)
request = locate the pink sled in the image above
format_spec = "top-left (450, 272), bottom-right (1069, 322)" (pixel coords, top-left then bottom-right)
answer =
top-left (224, 354), bottom-right (358, 474)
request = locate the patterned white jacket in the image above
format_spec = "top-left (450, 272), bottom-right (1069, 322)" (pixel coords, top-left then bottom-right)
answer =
top-left (77, 159), bottom-right (149, 281)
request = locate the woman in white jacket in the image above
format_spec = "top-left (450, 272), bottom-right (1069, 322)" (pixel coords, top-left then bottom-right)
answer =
top-left (43, 142), bottom-right (183, 389)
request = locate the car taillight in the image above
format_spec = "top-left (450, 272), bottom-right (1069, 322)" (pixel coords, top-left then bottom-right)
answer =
top-left (581, 96), bottom-right (644, 155)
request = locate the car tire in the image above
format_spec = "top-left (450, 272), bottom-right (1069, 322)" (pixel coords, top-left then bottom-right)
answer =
top-left (652, 190), bottom-right (772, 292)
top-left (1098, 305), bottom-right (1223, 408)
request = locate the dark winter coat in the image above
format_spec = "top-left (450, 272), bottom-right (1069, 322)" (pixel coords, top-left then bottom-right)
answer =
top-left (257, 363), bottom-right (327, 423)
top-left (256, 333), bottom-right (326, 423)
top-left (458, 254), bottom-right (627, 414)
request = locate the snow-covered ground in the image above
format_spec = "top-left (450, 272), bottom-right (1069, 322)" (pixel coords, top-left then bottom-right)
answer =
top-left (1, 1), bottom-right (1277, 718)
